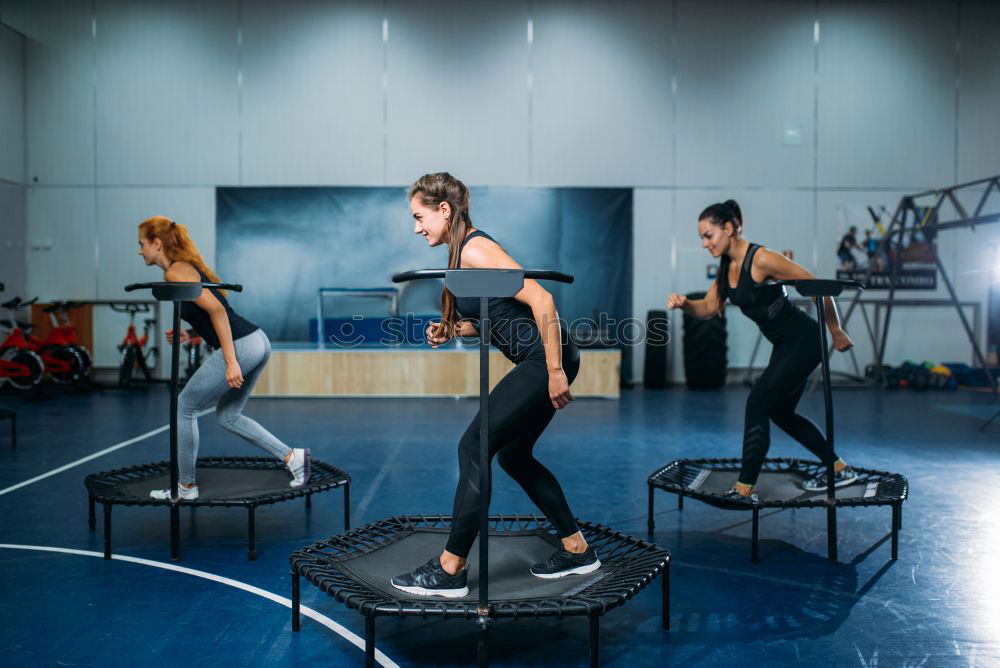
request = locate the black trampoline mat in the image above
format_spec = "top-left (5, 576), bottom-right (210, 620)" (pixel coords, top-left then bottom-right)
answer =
top-left (336, 529), bottom-right (606, 601)
top-left (123, 467), bottom-right (295, 501)
top-left (692, 469), bottom-right (875, 503)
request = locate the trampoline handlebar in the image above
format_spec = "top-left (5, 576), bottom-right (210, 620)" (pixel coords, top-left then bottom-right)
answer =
top-left (758, 278), bottom-right (864, 298)
top-left (392, 269), bottom-right (574, 284)
top-left (125, 281), bottom-right (244, 293)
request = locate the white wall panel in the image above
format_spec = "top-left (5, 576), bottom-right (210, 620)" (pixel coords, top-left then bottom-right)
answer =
top-left (675, 1), bottom-right (816, 188)
top-left (386, 0), bottom-right (530, 185)
top-left (241, 0), bottom-right (384, 186)
top-left (95, 0), bottom-right (239, 185)
top-left (957, 1), bottom-right (1000, 182)
top-left (818, 1), bottom-right (956, 189)
top-left (8, 0), bottom-right (95, 186)
top-left (532, 0), bottom-right (672, 186)
top-left (0, 23), bottom-right (24, 184)
top-left (632, 188), bottom-right (674, 381)
top-left (0, 184), bottom-right (26, 298)
top-left (25, 187), bottom-right (96, 300)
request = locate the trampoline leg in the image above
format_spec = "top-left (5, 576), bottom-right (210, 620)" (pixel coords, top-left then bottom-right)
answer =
top-left (365, 615), bottom-right (375, 668)
top-left (898, 503), bottom-right (903, 531)
top-left (827, 506), bottom-right (838, 563)
top-left (103, 503), bottom-right (112, 560)
top-left (678, 494), bottom-right (683, 511)
top-left (170, 502), bottom-right (180, 562)
top-left (751, 508), bottom-right (759, 564)
top-left (646, 486), bottom-right (654, 534)
top-left (248, 508), bottom-right (256, 561)
top-left (305, 494), bottom-right (312, 510)
top-left (291, 571), bottom-right (301, 632)
top-left (344, 482), bottom-right (351, 531)
top-left (662, 561), bottom-right (670, 630)
top-left (891, 503), bottom-right (900, 561)
top-left (88, 495), bottom-right (96, 531)
top-left (589, 613), bottom-right (600, 667)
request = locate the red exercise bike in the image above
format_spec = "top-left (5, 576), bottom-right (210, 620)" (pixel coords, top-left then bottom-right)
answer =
top-left (0, 298), bottom-right (46, 391)
top-left (113, 303), bottom-right (158, 388)
top-left (43, 301), bottom-right (93, 377)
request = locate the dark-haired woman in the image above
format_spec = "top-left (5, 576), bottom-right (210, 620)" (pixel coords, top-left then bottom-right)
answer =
top-left (390, 173), bottom-right (598, 598)
top-left (667, 200), bottom-right (857, 502)
top-left (137, 216), bottom-right (309, 499)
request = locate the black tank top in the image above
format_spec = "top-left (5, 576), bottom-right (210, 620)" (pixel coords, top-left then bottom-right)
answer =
top-left (179, 267), bottom-right (259, 349)
top-left (453, 231), bottom-right (546, 364)
top-left (723, 244), bottom-right (816, 345)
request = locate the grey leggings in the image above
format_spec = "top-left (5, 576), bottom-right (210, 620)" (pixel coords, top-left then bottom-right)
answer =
top-left (177, 329), bottom-right (291, 484)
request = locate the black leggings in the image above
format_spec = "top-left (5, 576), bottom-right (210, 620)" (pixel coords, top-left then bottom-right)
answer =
top-left (446, 343), bottom-right (581, 558)
top-left (738, 333), bottom-right (838, 486)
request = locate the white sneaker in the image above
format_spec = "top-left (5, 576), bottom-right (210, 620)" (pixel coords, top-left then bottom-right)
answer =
top-left (286, 448), bottom-right (311, 488)
top-left (149, 484), bottom-right (199, 500)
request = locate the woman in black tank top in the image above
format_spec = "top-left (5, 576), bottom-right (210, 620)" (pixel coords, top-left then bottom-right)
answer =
top-left (389, 173), bottom-right (599, 599)
top-left (136, 217), bottom-right (309, 499)
top-left (667, 200), bottom-right (859, 502)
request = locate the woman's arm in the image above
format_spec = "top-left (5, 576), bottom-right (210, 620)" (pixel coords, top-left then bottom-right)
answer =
top-left (668, 281), bottom-right (722, 320)
top-left (753, 248), bottom-right (854, 351)
top-left (461, 239), bottom-right (573, 409)
top-left (164, 262), bottom-right (244, 387)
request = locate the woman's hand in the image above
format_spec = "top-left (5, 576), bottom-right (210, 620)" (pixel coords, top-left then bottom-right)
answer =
top-left (831, 328), bottom-right (854, 352)
top-left (226, 360), bottom-right (244, 389)
top-left (425, 321), bottom-right (452, 348)
top-left (667, 293), bottom-right (687, 310)
top-left (166, 328), bottom-right (190, 345)
top-left (548, 369), bottom-right (574, 409)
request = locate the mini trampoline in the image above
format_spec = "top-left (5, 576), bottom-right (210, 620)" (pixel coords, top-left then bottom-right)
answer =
top-left (291, 268), bottom-right (670, 667)
top-left (291, 514), bottom-right (669, 666)
top-left (647, 279), bottom-right (909, 563)
top-left (647, 457), bottom-right (908, 562)
top-left (83, 280), bottom-right (351, 561)
top-left (86, 455), bottom-right (349, 560)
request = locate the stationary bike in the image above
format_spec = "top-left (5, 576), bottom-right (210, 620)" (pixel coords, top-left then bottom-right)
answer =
top-left (0, 298), bottom-right (46, 391)
top-left (113, 303), bottom-right (158, 388)
top-left (43, 301), bottom-right (93, 377)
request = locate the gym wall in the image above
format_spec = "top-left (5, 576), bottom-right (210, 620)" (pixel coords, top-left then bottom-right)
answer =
top-left (1, 0), bottom-right (999, 381)
top-left (0, 21), bottom-right (26, 300)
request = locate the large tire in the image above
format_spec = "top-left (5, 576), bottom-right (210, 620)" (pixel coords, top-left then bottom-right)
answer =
top-left (683, 291), bottom-right (728, 389)
top-left (644, 309), bottom-right (669, 388)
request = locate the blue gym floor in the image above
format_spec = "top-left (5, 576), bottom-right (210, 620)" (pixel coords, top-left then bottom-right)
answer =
top-left (1, 383), bottom-right (998, 666)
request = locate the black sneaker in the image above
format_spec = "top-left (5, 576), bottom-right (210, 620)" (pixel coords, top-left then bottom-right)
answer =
top-left (530, 545), bottom-right (601, 579)
top-left (390, 557), bottom-right (469, 598)
top-left (803, 465), bottom-right (858, 492)
top-left (720, 486), bottom-right (759, 504)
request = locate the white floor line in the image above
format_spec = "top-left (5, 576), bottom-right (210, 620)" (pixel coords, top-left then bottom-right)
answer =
top-left (0, 409), bottom-right (213, 498)
top-left (0, 543), bottom-right (399, 668)
top-left (352, 436), bottom-right (406, 524)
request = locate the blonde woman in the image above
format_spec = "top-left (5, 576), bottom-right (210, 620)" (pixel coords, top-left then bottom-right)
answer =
top-left (137, 216), bottom-right (309, 499)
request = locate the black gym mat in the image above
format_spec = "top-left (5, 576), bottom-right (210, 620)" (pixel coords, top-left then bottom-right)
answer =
top-left (334, 528), bottom-right (605, 601)
top-left (688, 468), bottom-right (874, 502)
top-left (124, 467), bottom-right (294, 500)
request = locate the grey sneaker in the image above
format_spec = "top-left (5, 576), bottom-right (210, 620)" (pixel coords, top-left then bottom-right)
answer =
top-left (803, 465), bottom-right (858, 492)
top-left (391, 558), bottom-right (469, 598)
top-left (149, 484), bottom-right (199, 500)
top-left (286, 448), bottom-right (311, 488)
top-left (530, 545), bottom-right (601, 579)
